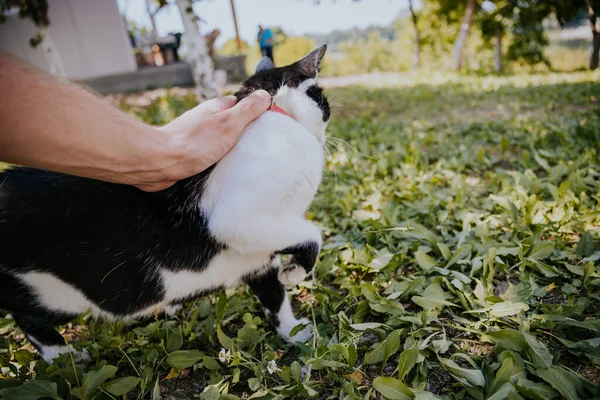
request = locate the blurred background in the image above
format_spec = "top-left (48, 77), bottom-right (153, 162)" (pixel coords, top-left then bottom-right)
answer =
top-left (0, 0), bottom-right (597, 96)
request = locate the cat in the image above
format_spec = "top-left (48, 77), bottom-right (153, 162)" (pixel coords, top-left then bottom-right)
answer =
top-left (0, 45), bottom-right (330, 363)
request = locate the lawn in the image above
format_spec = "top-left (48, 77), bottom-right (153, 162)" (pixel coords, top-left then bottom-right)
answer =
top-left (1, 71), bottom-right (599, 400)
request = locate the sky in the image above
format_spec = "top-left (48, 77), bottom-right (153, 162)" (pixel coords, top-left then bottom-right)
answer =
top-left (117, 0), bottom-right (409, 47)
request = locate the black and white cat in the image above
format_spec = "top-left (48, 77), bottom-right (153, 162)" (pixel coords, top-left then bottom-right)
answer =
top-left (0, 46), bottom-right (330, 363)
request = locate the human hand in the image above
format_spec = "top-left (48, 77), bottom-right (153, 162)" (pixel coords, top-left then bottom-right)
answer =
top-left (134, 90), bottom-right (271, 192)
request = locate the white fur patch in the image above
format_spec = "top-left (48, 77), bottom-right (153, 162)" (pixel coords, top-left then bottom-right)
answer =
top-left (160, 250), bottom-right (271, 301)
top-left (272, 79), bottom-right (327, 145)
top-left (276, 293), bottom-right (312, 343)
top-left (28, 336), bottom-right (90, 364)
top-left (18, 272), bottom-right (93, 315)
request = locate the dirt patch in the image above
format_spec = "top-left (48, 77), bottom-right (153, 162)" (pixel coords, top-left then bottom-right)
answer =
top-left (542, 289), bottom-right (564, 305)
top-left (160, 370), bottom-right (210, 400)
top-left (427, 367), bottom-right (455, 395)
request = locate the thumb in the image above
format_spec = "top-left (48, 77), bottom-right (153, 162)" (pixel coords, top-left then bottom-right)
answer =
top-left (220, 90), bottom-right (271, 132)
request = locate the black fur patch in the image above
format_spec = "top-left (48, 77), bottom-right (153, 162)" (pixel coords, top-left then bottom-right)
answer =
top-left (235, 46), bottom-right (330, 124)
top-left (277, 241), bottom-right (321, 274)
top-left (306, 85), bottom-right (330, 122)
top-left (0, 167), bottom-right (224, 318)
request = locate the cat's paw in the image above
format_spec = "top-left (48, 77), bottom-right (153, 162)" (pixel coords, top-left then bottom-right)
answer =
top-left (278, 318), bottom-right (312, 344)
top-left (278, 265), bottom-right (307, 286)
top-left (41, 345), bottom-right (90, 364)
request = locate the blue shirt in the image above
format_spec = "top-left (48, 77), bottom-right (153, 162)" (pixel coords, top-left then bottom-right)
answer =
top-left (259, 29), bottom-right (273, 48)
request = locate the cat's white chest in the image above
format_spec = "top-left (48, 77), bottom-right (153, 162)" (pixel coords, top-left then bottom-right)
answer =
top-left (201, 113), bottom-right (324, 218)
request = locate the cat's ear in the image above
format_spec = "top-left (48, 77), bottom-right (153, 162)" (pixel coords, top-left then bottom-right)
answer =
top-left (298, 45), bottom-right (327, 77)
top-left (255, 57), bottom-right (275, 73)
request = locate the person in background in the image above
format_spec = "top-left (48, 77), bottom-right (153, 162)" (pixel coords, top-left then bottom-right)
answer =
top-left (257, 25), bottom-right (274, 63)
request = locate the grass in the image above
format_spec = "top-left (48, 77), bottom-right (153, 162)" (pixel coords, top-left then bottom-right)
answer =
top-left (1, 71), bottom-right (600, 400)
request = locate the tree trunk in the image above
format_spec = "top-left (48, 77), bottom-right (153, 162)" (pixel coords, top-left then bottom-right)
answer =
top-left (408, 0), bottom-right (420, 70)
top-left (493, 30), bottom-right (503, 73)
top-left (451, 0), bottom-right (477, 71)
top-left (175, 0), bottom-right (220, 99)
top-left (146, 0), bottom-right (159, 39)
top-left (38, 28), bottom-right (67, 78)
top-left (589, 0), bottom-right (599, 70)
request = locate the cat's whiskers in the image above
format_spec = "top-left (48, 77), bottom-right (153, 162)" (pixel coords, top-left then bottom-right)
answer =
top-left (327, 136), bottom-right (375, 160)
top-left (323, 142), bottom-right (339, 191)
top-left (325, 139), bottom-right (362, 181)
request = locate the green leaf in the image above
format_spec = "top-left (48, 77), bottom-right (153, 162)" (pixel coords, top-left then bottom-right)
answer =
top-left (305, 359), bottom-right (346, 370)
top-left (103, 376), bottom-right (142, 396)
top-left (217, 326), bottom-right (235, 350)
top-left (365, 330), bottom-right (402, 365)
top-left (486, 382), bottom-right (517, 400)
top-left (201, 356), bottom-right (222, 370)
top-left (152, 377), bottom-right (161, 400)
top-left (576, 232), bottom-right (595, 258)
top-left (412, 283), bottom-right (457, 311)
top-left (523, 332), bottom-right (553, 368)
top-left (536, 367), bottom-right (580, 400)
top-left (445, 245), bottom-right (471, 268)
top-left (361, 283), bottom-right (380, 302)
top-left (400, 223), bottom-right (438, 246)
top-left (372, 377), bottom-right (413, 400)
top-left (439, 358), bottom-right (485, 388)
top-left (82, 365), bottom-right (118, 398)
top-left (437, 243), bottom-right (451, 260)
top-left (528, 241), bottom-right (555, 261)
top-left (291, 361), bottom-right (302, 383)
top-left (488, 358), bottom-right (525, 395)
top-left (0, 380), bottom-right (62, 400)
top-left (484, 329), bottom-right (528, 351)
top-left (166, 327), bottom-right (183, 352)
top-left (415, 251), bottom-right (436, 270)
top-left (166, 350), bottom-right (204, 369)
top-left (397, 342), bottom-right (419, 380)
top-left (516, 379), bottom-right (559, 400)
top-left (247, 378), bottom-right (260, 391)
top-left (349, 323), bottom-right (384, 331)
top-left (468, 301), bottom-right (529, 317)
top-left (371, 249), bottom-right (394, 270)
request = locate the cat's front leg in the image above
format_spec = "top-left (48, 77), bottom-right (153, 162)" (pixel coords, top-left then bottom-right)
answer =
top-left (276, 241), bottom-right (321, 286)
top-left (244, 267), bottom-right (312, 343)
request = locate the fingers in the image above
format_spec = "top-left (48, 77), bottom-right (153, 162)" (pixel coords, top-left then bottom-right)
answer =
top-left (204, 95), bottom-right (238, 113)
top-left (136, 180), bottom-right (177, 192)
top-left (219, 90), bottom-right (271, 132)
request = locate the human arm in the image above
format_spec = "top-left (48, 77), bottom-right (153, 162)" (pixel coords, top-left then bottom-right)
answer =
top-left (0, 52), bottom-right (271, 191)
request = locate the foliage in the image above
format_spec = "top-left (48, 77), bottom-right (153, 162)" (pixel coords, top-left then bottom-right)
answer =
top-left (219, 35), bottom-right (318, 76)
top-left (1, 71), bottom-right (600, 399)
top-left (0, 0), bottom-right (49, 46)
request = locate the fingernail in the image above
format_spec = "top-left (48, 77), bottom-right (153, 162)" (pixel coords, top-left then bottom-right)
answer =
top-left (253, 89), bottom-right (271, 102)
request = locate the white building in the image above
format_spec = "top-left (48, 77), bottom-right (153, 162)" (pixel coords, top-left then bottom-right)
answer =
top-left (0, 0), bottom-right (137, 81)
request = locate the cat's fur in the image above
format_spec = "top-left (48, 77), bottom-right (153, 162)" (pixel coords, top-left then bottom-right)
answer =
top-left (0, 46), bottom-right (329, 363)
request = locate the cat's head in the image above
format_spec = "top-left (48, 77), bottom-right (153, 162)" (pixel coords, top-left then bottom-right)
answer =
top-left (235, 45), bottom-right (330, 144)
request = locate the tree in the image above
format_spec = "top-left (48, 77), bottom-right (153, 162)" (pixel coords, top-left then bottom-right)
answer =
top-left (451, 0), bottom-right (477, 71)
top-left (408, 0), bottom-right (421, 70)
top-left (0, 0), bottom-right (66, 77)
top-left (174, 0), bottom-right (220, 99)
top-left (589, 0), bottom-right (600, 69)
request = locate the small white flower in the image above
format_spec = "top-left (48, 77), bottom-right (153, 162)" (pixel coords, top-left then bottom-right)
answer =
top-left (218, 348), bottom-right (232, 363)
top-left (266, 360), bottom-right (282, 375)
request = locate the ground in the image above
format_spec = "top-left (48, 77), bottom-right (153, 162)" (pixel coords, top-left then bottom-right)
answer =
top-left (1, 71), bottom-right (599, 400)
